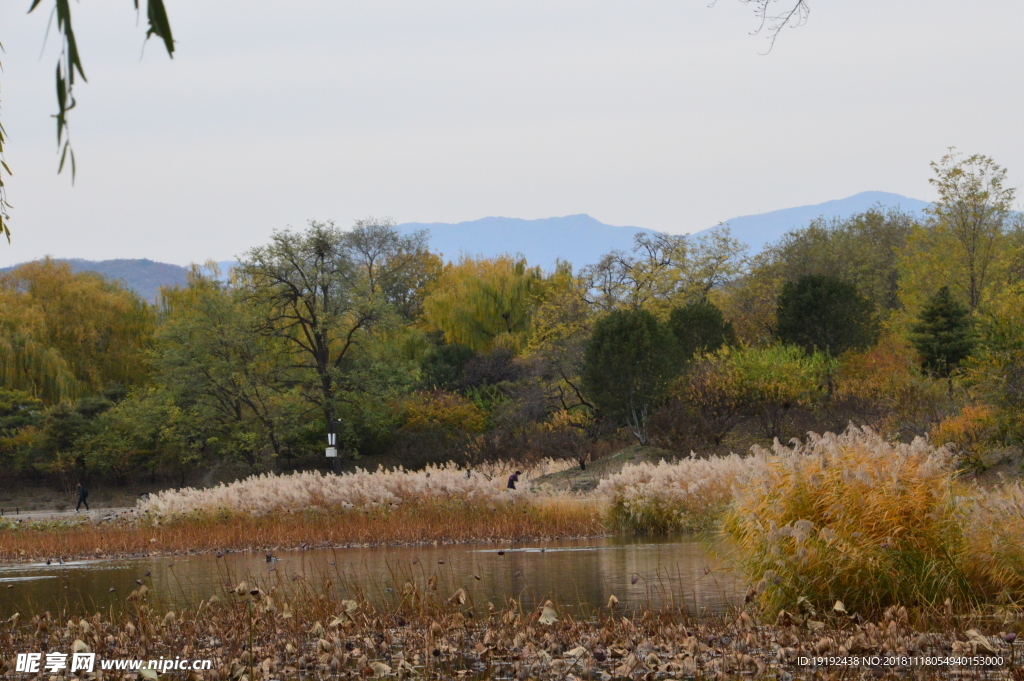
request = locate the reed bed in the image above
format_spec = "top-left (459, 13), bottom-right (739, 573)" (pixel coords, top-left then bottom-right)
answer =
top-left (723, 427), bottom-right (1001, 616)
top-left (138, 460), bottom-right (574, 519)
top-left (0, 558), bottom-right (1016, 681)
top-left (598, 454), bottom-right (748, 533)
top-left (0, 497), bottom-right (604, 562)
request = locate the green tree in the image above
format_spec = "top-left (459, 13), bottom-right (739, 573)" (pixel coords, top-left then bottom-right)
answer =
top-left (419, 343), bottom-right (476, 391)
top-left (239, 220), bottom-right (422, 462)
top-left (582, 309), bottom-right (677, 445)
top-left (911, 286), bottom-right (974, 383)
top-left (776, 274), bottom-right (877, 356)
top-left (667, 299), bottom-right (737, 363)
top-left (156, 266), bottom-right (291, 466)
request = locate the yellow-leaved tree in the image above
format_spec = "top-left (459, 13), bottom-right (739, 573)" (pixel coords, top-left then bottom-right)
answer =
top-left (0, 259), bottom-right (154, 403)
top-left (422, 255), bottom-right (546, 352)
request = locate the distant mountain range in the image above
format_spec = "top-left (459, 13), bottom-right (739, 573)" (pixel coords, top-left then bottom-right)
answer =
top-left (2, 191), bottom-right (931, 300)
top-left (695, 190), bottom-right (931, 253)
top-left (398, 191), bottom-right (930, 269)
top-left (396, 214), bottom-right (660, 272)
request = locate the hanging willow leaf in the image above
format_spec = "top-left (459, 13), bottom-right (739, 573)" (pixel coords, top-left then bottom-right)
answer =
top-left (0, 1), bottom-right (176, 237)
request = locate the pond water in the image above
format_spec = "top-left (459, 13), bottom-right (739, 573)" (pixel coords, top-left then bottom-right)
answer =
top-left (0, 536), bottom-right (744, 617)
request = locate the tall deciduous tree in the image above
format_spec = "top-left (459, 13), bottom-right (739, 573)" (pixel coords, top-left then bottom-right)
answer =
top-left (239, 220), bottom-right (381, 447)
top-left (422, 256), bottom-right (545, 352)
top-left (776, 274), bottom-right (877, 356)
top-left (582, 308), bottom-right (676, 445)
top-left (928, 150), bottom-right (1016, 310)
top-left (0, 259), bottom-right (154, 402)
top-left (156, 265), bottom-right (291, 464)
top-left (582, 227), bottom-right (746, 314)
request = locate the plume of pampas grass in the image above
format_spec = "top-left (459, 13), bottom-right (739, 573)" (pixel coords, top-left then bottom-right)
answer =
top-left (138, 459), bottom-right (575, 519)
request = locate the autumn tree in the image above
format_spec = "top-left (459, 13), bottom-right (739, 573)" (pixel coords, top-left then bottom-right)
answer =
top-left (422, 255), bottom-right (545, 352)
top-left (927, 151), bottom-right (1016, 310)
top-left (582, 227), bottom-right (746, 314)
top-left (0, 259), bottom-right (154, 403)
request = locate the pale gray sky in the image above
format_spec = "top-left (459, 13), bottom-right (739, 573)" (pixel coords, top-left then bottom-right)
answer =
top-left (0, 1), bottom-right (1021, 267)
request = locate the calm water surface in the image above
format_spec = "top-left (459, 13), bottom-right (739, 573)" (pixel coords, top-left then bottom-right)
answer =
top-left (0, 536), bottom-right (743, 616)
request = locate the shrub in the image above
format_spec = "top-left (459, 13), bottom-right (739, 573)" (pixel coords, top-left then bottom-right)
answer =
top-left (682, 350), bottom-right (746, 445)
top-left (929, 404), bottom-right (998, 472)
top-left (728, 345), bottom-right (830, 440)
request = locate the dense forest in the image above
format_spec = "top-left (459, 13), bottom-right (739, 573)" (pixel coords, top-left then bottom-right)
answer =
top-left (2, 151), bottom-right (1022, 489)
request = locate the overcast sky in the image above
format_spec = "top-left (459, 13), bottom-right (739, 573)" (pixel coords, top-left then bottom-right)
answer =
top-left (0, 0), bottom-right (1021, 267)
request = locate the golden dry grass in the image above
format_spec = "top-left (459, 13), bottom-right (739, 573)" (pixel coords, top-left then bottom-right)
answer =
top-left (723, 427), bottom-right (989, 615)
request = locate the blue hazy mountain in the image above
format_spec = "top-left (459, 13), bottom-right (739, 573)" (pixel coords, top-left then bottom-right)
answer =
top-left (398, 192), bottom-right (930, 270)
top-left (698, 191), bottom-right (931, 253)
top-left (3, 192), bottom-right (932, 297)
top-left (396, 214), bottom-right (659, 271)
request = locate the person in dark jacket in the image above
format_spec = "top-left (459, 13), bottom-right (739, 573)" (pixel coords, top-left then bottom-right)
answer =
top-left (75, 484), bottom-right (89, 512)
top-left (507, 471), bottom-right (521, 490)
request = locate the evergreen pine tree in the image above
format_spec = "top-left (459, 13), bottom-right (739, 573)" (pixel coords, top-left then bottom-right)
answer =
top-left (911, 286), bottom-right (975, 381)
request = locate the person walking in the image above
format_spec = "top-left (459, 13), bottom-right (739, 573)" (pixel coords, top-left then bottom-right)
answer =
top-left (507, 470), bottom-right (521, 490)
top-left (75, 483), bottom-right (89, 512)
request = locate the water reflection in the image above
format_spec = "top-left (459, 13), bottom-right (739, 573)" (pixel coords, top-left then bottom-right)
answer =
top-left (0, 536), bottom-right (743, 616)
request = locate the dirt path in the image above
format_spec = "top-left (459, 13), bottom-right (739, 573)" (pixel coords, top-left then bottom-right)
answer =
top-left (0, 506), bottom-right (137, 522)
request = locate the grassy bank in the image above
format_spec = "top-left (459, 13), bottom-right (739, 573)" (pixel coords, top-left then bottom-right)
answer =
top-left (0, 562), bottom-right (1017, 681)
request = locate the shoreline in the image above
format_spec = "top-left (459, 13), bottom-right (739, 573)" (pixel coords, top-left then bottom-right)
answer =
top-left (0, 532), bottom-right (620, 565)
